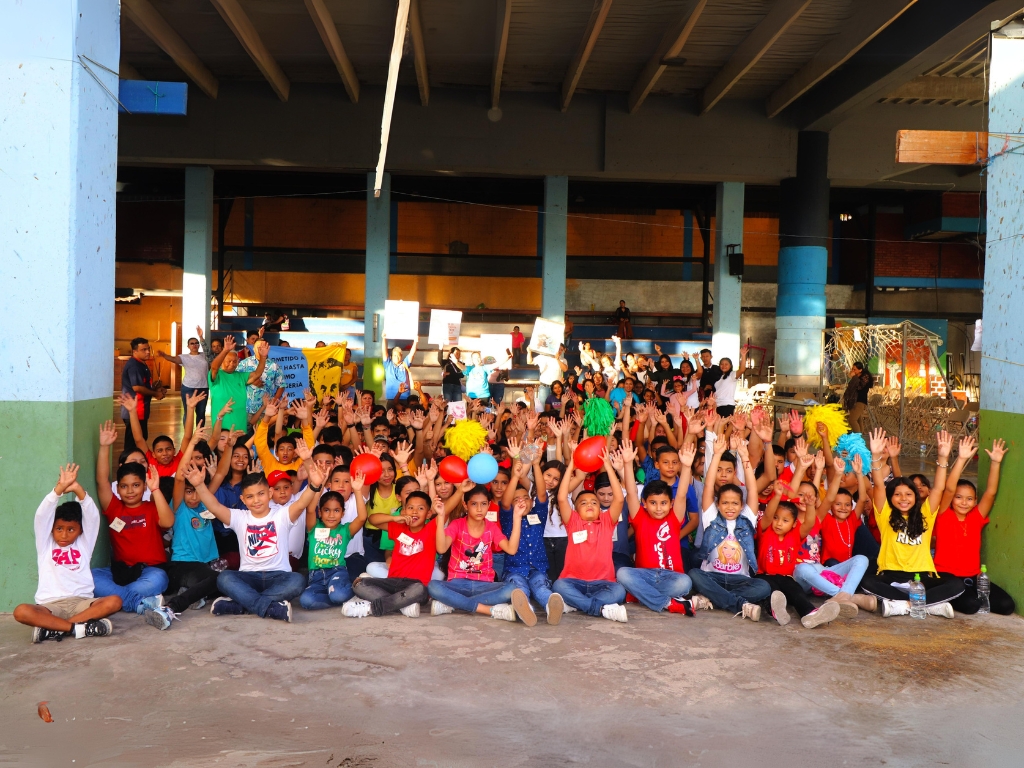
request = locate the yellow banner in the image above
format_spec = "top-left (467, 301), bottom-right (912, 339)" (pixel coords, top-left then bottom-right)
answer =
top-left (303, 342), bottom-right (349, 404)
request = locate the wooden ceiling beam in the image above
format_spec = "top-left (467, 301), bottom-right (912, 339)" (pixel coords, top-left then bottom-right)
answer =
top-left (700, 0), bottom-right (812, 115)
top-left (303, 0), bottom-right (360, 103)
top-left (888, 75), bottom-right (986, 101)
top-left (491, 0), bottom-right (513, 109)
top-left (627, 0), bottom-right (707, 114)
top-left (122, 0), bottom-right (219, 98)
top-left (562, 0), bottom-right (614, 112)
top-left (119, 61), bottom-right (144, 80)
top-left (209, 0), bottom-right (290, 102)
top-left (766, 0), bottom-right (918, 118)
top-left (409, 0), bottom-right (430, 106)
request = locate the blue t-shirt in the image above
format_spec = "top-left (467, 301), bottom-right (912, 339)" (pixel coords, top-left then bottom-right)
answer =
top-left (464, 364), bottom-right (494, 400)
top-left (609, 388), bottom-right (640, 410)
top-left (383, 355), bottom-right (411, 400)
top-left (499, 498), bottom-right (549, 576)
top-left (214, 481), bottom-right (243, 537)
top-left (171, 501), bottom-right (220, 563)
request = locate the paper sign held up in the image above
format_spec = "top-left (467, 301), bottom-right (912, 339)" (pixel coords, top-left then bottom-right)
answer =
top-left (428, 309), bottom-right (463, 346)
top-left (383, 300), bottom-right (420, 340)
top-left (528, 318), bottom-right (564, 356)
top-left (479, 334), bottom-right (512, 370)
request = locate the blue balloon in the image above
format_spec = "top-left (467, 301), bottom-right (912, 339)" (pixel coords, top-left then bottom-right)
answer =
top-left (467, 452), bottom-right (499, 485)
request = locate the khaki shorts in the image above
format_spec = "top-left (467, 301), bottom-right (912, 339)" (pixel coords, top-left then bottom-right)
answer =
top-left (39, 597), bottom-right (99, 620)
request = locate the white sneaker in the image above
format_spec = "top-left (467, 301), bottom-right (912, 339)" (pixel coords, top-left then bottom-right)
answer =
top-left (881, 599), bottom-right (910, 617)
top-left (342, 599), bottom-right (372, 618)
top-left (801, 600), bottom-right (841, 629)
top-left (490, 603), bottom-right (516, 622)
top-left (546, 593), bottom-right (564, 626)
top-left (430, 600), bottom-right (454, 616)
top-left (770, 591), bottom-right (790, 626)
top-left (400, 602), bottom-right (420, 618)
top-left (510, 589), bottom-right (536, 626)
top-left (601, 604), bottom-right (628, 623)
top-left (927, 602), bottom-right (955, 619)
top-left (561, 603), bottom-right (577, 613)
top-left (690, 595), bottom-right (714, 612)
top-left (740, 602), bottom-right (761, 622)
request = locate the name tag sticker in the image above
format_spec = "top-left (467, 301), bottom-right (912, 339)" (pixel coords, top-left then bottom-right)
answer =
top-left (397, 532), bottom-right (414, 545)
top-left (109, 517), bottom-right (126, 532)
top-left (572, 530), bottom-right (588, 544)
top-left (527, 514), bottom-right (541, 526)
top-left (314, 527), bottom-right (330, 540)
top-left (200, 511), bottom-right (216, 520)
top-left (611, 527), bottom-right (618, 542)
top-left (486, 511), bottom-right (498, 522)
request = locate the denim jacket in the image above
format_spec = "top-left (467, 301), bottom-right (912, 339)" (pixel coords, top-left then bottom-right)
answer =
top-left (696, 507), bottom-right (759, 572)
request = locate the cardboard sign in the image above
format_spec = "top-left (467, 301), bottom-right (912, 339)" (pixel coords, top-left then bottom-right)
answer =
top-left (479, 334), bottom-right (512, 370)
top-left (428, 309), bottom-right (463, 346)
top-left (528, 318), bottom-right (564, 356)
top-left (447, 400), bottom-right (467, 420)
top-left (383, 300), bottom-right (420, 340)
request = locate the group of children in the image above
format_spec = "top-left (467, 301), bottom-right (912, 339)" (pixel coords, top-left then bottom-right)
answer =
top-left (15, 345), bottom-right (1014, 642)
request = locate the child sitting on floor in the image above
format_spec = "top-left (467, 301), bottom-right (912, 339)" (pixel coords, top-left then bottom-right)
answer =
top-left (350, 492), bottom-right (442, 618)
top-left (428, 484), bottom-right (530, 623)
top-left (298, 484), bottom-right (366, 612)
top-left (552, 448), bottom-right (629, 623)
top-left (688, 435), bottom-right (770, 621)
top-left (14, 464), bottom-right (120, 643)
top-left (933, 436), bottom-right (1015, 615)
top-left (184, 438), bottom-right (326, 622)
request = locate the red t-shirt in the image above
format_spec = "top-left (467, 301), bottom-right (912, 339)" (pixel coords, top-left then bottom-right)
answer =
top-left (387, 519), bottom-right (437, 585)
top-left (445, 517), bottom-right (506, 582)
top-left (821, 513), bottom-right (860, 564)
top-left (795, 518), bottom-right (822, 564)
top-left (933, 507), bottom-right (988, 577)
top-left (632, 507), bottom-right (684, 573)
top-left (102, 497), bottom-right (167, 566)
top-left (757, 527), bottom-right (802, 576)
top-left (560, 509), bottom-right (616, 582)
top-left (147, 450), bottom-right (183, 478)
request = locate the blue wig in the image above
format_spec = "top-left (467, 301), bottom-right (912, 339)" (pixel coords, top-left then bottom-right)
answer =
top-left (835, 433), bottom-right (872, 475)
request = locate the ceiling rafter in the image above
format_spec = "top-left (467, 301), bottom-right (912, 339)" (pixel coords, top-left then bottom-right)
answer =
top-left (491, 0), bottom-right (513, 109)
top-left (209, 0), bottom-right (290, 102)
top-left (302, 0), bottom-right (360, 103)
top-left (122, 0), bottom-right (219, 99)
top-left (627, 0), bottom-right (707, 114)
top-left (561, 0), bottom-right (614, 112)
top-left (408, 0), bottom-right (430, 106)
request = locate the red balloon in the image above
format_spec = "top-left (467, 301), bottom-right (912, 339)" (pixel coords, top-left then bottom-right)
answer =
top-left (350, 453), bottom-right (383, 485)
top-left (438, 455), bottom-right (468, 484)
top-left (574, 435), bottom-right (607, 474)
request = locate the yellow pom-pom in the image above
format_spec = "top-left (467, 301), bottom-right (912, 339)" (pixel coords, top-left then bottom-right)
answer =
top-left (443, 419), bottom-right (489, 461)
top-left (804, 404), bottom-right (849, 449)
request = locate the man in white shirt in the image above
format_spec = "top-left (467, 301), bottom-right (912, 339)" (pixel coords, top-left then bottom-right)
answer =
top-left (529, 344), bottom-right (568, 412)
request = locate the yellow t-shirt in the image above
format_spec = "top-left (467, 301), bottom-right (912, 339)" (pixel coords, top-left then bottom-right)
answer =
top-left (874, 499), bottom-right (938, 574)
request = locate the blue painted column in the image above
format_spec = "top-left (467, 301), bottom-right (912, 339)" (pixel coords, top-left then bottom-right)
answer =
top-left (364, 172), bottom-right (391, 399)
top-left (776, 131), bottom-right (829, 392)
top-left (0, 0), bottom-right (120, 608)
top-left (541, 175), bottom-right (568, 322)
top-left (183, 166), bottom-right (214, 343)
top-left (712, 183), bottom-right (743, 365)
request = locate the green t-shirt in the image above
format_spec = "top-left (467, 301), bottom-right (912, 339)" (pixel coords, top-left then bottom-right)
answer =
top-left (209, 369), bottom-right (249, 432)
top-left (307, 522), bottom-right (351, 571)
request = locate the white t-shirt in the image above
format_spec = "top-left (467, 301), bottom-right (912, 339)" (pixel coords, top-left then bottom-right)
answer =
top-left (535, 353), bottom-right (565, 386)
top-left (341, 494), bottom-right (365, 557)
top-left (229, 505), bottom-right (297, 572)
top-left (270, 500), bottom-right (307, 560)
top-left (542, 497), bottom-right (566, 538)
top-left (35, 492), bottom-right (100, 604)
top-left (714, 372), bottom-right (737, 406)
top-left (179, 353), bottom-right (209, 389)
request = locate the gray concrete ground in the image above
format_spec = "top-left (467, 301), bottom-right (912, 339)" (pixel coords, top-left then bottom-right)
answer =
top-left (2, 605), bottom-right (1023, 767)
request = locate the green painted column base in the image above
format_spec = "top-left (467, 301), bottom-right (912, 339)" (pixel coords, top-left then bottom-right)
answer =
top-left (362, 357), bottom-right (386, 403)
top-left (980, 409), bottom-right (1024, 616)
top-left (0, 397), bottom-right (111, 610)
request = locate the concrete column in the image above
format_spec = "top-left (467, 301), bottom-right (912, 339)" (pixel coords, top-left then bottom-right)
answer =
top-left (183, 166), bottom-right (214, 344)
top-left (0, 0), bottom-right (120, 609)
top-left (981, 17), bottom-right (1024, 613)
top-left (364, 172), bottom-right (391, 399)
top-left (541, 175), bottom-right (568, 323)
top-left (712, 182), bottom-right (743, 365)
top-left (775, 131), bottom-right (829, 392)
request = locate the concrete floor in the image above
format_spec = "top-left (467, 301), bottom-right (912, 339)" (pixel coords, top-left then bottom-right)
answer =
top-left (2, 606), bottom-right (1023, 768)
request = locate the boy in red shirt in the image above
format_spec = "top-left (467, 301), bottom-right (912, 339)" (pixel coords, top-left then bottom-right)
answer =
top-left (121, 391), bottom-right (204, 477)
top-left (617, 439), bottom-right (696, 616)
top-left (552, 449), bottom-right (628, 622)
top-left (428, 485), bottom-right (531, 623)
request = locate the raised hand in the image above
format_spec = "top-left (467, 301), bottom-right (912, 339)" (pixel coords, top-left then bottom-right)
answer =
top-left (609, 448), bottom-right (624, 474)
top-left (432, 496), bottom-right (446, 520)
top-left (936, 430), bottom-right (953, 459)
top-left (218, 398), bottom-right (235, 419)
top-left (351, 471), bottom-right (367, 493)
top-left (507, 436), bottom-right (522, 459)
top-left (314, 408), bottom-right (331, 430)
top-left (833, 456), bottom-right (847, 475)
top-left (182, 463), bottom-right (207, 488)
top-left (99, 420), bottom-right (118, 447)
top-left (680, 441), bottom-right (696, 467)
top-left (956, 435), bottom-right (978, 462)
top-left (852, 453), bottom-right (864, 476)
top-left (868, 427), bottom-right (887, 457)
top-left (813, 451), bottom-right (826, 473)
top-left (294, 438), bottom-right (313, 462)
top-left (986, 438), bottom-right (1008, 463)
top-left (146, 464), bottom-right (161, 493)
top-left (815, 420), bottom-right (829, 442)
top-left (513, 494), bottom-right (530, 519)
top-left (191, 426), bottom-right (212, 446)
top-left (410, 410), bottom-right (425, 430)
top-left (793, 436), bottom-right (808, 460)
top-left (55, 463), bottom-right (80, 496)
top-left (619, 437), bottom-right (636, 464)
top-left (224, 335), bottom-right (237, 352)
top-left (119, 392), bottom-right (137, 413)
top-left (884, 436), bottom-right (902, 458)
top-left (248, 457), bottom-right (264, 475)
top-left (292, 399), bottom-right (310, 421)
top-left (185, 390), bottom-right (207, 411)
top-left (254, 340), bottom-right (269, 359)
top-left (393, 440), bottom-right (413, 466)
top-left (789, 409), bottom-right (804, 437)
top-left (397, 410), bottom-right (411, 427)
top-left (263, 396), bottom-right (280, 420)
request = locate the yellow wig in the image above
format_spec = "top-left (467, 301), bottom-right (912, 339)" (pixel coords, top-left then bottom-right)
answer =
top-left (803, 403), bottom-right (850, 449)
top-left (443, 419), bottom-right (489, 461)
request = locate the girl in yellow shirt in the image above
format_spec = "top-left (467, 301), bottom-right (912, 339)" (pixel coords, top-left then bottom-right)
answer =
top-left (858, 428), bottom-right (964, 618)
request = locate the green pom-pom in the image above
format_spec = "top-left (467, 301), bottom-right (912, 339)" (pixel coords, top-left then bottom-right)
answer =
top-left (583, 398), bottom-right (615, 437)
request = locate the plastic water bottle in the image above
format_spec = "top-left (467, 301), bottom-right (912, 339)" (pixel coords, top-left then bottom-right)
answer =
top-left (977, 565), bottom-right (991, 614)
top-left (909, 574), bottom-right (927, 619)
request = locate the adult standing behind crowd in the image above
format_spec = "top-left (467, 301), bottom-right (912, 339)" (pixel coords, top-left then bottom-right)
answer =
top-left (237, 338), bottom-right (286, 421)
top-left (614, 300), bottom-right (633, 339)
top-left (121, 337), bottom-right (165, 453)
top-left (529, 344), bottom-right (568, 411)
top-left (156, 326), bottom-right (210, 428)
top-left (382, 333), bottom-right (418, 402)
top-left (209, 337), bottom-right (267, 432)
top-left (698, 348), bottom-right (722, 399)
top-left (438, 345), bottom-right (465, 403)
top-left (844, 361), bottom-right (872, 434)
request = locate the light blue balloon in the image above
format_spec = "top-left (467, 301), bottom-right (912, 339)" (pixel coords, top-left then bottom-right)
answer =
top-left (467, 452), bottom-right (499, 485)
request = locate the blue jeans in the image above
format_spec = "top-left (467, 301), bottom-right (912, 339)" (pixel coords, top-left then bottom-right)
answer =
top-left (536, 384), bottom-right (551, 412)
top-left (503, 568), bottom-right (553, 606)
top-left (553, 578), bottom-right (626, 617)
top-left (688, 569), bottom-right (771, 613)
top-left (217, 569), bottom-right (305, 617)
top-left (616, 567), bottom-right (692, 612)
top-left (427, 578), bottom-right (517, 613)
top-left (180, 385), bottom-right (208, 428)
top-left (92, 566), bottom-right (169, 613)
top-left (299, 566), bottom-right (354, 610)
top-left (442, 383), bottom-right (462, 403)
top-left (793, 556), bottom-right (869, 597)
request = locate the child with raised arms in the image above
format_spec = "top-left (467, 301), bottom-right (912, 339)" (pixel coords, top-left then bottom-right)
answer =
top-left (13, 464), bottom-right (120, 643)
top-left (298, 481), bottom-right (366, 612)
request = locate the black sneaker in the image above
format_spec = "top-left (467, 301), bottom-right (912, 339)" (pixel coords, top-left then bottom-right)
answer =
top-left (265, 601), bottom-right (292, 623)
top-left (210, 597), bottom-right (246, 616)
top-left (31, 627), bottom-right (66, 644)
top-left (75, 619), bottom-right (113, 638)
